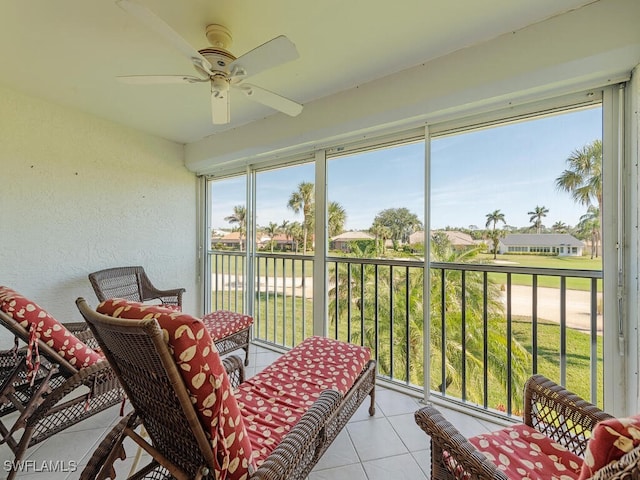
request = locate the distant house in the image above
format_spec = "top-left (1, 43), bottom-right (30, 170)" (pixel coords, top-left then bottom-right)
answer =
top-left (410, 230), bottom-right (476, 250)
top-left (331, 231), bottom-right (375, 252)
top-left (214, 231), bottom-right (245, 249)
top-left (498, 233), bottom-right (584, 256)
top-left (258, 233), bottom-right (293, 250)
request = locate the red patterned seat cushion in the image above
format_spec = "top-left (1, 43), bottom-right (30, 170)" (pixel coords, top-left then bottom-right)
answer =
top-left (0, 286), bottom-right (103, 370)
top-left (235, 336), bottom-right (371, 465)
top-left (97, 299), bottom-right (255, 480)
top-left (578, 415), bottom-right (640, 480)
top-left (202, 311), bottom-right (254, 340)
top-left (468, 423), bottom-right (583, 479)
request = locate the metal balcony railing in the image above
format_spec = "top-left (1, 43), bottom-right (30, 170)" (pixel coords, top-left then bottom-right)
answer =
top-left (209, 250), bottom-right (603, 416)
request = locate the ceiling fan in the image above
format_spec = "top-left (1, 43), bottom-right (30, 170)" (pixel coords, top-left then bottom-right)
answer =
top-left (115, 0), bottom-right (303, 125)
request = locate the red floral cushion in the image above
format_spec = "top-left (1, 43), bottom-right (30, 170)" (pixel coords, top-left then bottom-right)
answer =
top-left (235, 336), bottom-right (371, 465)
top-left (468, 423), bottom-right (583, 479)
top-left (159, 303), bottom-right (181, 312)
top-left (202, 311), bottom-right (254, 340)
top-left (578, 415), bottom-right (640, 480)
top-left (97, 299), bottom-right (255, 480)
top-left (0, 286), bottom-right (103, 371)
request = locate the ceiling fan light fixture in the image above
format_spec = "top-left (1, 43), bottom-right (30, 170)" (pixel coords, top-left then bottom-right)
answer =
top-left (211, 75), bottom-right (229, 97)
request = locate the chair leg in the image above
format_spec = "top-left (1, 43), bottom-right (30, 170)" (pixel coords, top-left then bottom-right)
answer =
top-left (6, 425), bottom-right (35, 480)
top-left (244, 342), bottom-right (250, 366)
top-left (80, 413), bottom-right (133, 480)
top-left (368, 387), bottom-right (376, 416)
top-left (6, 366), bottom-right (56, 437)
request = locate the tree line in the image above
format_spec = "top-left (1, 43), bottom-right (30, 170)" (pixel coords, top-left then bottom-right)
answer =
top-left (220, 139), bottom-right (602, 258)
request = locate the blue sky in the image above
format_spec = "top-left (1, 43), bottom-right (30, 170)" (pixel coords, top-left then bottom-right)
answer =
top-left (211, 106), bottom-right (602, 232)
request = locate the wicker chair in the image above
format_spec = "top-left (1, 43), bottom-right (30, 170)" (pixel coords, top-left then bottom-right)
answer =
top-left (0, 289), bottom-right (123, 480)
top-left (0, 321), bottom-right (94, 419)
top-left (76, 297), bottom-right (376, 480)
top-left (89, 266), bottom-right (253, 364)
top-left (414, 374), bottom-right (614, 480)
top-left (89, 266), bottom-right (185, 309)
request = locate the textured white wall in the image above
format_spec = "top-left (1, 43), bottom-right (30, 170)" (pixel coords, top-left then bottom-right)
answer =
top-left (0, 85), bottom-right (198, 346)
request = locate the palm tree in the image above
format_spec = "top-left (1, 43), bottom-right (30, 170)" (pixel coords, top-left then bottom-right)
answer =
top-left (485, 210), bottom-right (506, 259)
top-left (280, 220), bottom-right (292, 251)
top-left (527, 205), bottom-right (549, 234)
top-left (370, 221), bottom-right (392, 256)
top-left (555, 139), bottom-right (602, 247)
top-left (287, 182), bottom-right (314, 254)
top-left (224, 205), bottom-right (247, 251)
top-left (264, 222), bottom-right (280, 253)
top-left (329, 235), bottom-right (530, 409)
top-left (428, 239), bottom-right (529, 409)
top-left (328, 201), bottom-right (347, 238)
top-left (289, 221), bottom-right (304, 253)
top-left (578, 206), bottom-right (600, 259)
top-left (552, 221), bottom-right (569, 233)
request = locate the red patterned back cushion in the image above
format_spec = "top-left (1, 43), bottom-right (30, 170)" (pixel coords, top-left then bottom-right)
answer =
top-left (578, 415), bottom-right (640, 479)
top-left (0, 286), bottom-right (103, 370)
top-left (97, 299), bottom-right (255, 479)
top-left (469, 423), bottom-right (583, 479)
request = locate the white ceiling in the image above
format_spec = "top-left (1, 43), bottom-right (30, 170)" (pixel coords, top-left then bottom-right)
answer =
top-left (0, 0), bottom-right (600, 144)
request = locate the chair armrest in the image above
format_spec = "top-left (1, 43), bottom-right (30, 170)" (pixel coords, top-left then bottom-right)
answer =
top-left (251, 389), bottom-right (343, 480)
top-left (414, 404), bottom-right (508, 480)
top-left (222, 355), bottom-right (245, 388)
top-left (27, 361), bottom-right (122, 426)
top-left (142, 286), bottom-right (186, 308)
top-left (524, 374), bottom-right (613, 456)
top-left (148, 287), bottom-right (186, 298)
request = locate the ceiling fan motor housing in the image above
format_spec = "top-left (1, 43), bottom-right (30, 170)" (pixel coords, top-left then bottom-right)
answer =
top-left (199, 48), bottom-right (236, 75)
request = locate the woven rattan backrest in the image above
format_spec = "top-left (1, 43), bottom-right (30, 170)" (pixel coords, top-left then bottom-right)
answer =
top-left (0, 309), bottom-right (78, 375)
top-left (524, 374), bottom-right (611, 456)
top-left (75, 298), bottom-right (215, 477)
top-left (88, 266), bottom-right (146, 303)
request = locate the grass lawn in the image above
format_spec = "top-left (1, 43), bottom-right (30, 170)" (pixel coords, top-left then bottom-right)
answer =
top-left (511, 318), bottom-right (602, 407)
top-left (478, 253), bottom-right (602, 270)
top-left (477, 253), bottom-right (603, 291)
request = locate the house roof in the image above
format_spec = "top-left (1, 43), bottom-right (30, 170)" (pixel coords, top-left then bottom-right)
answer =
top-left (410, 231), bottom-right (475, 246)
top-left (331, 231), bottom-right (375, 241)
top-left (219, 232), bottom-right (243, 241)
top-left (500, 234), bottom-right (584, 247)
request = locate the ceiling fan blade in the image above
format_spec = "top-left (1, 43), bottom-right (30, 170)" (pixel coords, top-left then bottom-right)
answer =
top-left (229, 36), bottom-right (298, 79)
top-left (116, 0), bottom-right (213, 73)
top-left (239, 84), bottom-right (303, 117)
top-left (211, 90), bottom-right (230, 125)
top-left (117, 75), bottom-right (206, 84)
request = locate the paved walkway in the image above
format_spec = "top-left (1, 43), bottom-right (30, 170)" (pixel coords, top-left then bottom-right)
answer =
top-left (505, 285), bottom-right (602, 333)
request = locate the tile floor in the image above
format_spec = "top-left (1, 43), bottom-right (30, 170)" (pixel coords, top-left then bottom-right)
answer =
top-left (0, 344), bottom-right (504, 479)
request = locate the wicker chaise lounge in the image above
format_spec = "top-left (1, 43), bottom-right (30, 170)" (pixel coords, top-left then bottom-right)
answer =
top-left (414, 374), bottom-right (640, 480)
top-left (76, 297), bottom-right (376, 480)
top-left (89, 266), bottom-right (253, 364)
top-left (0, 286), bottom-right (124, 480)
